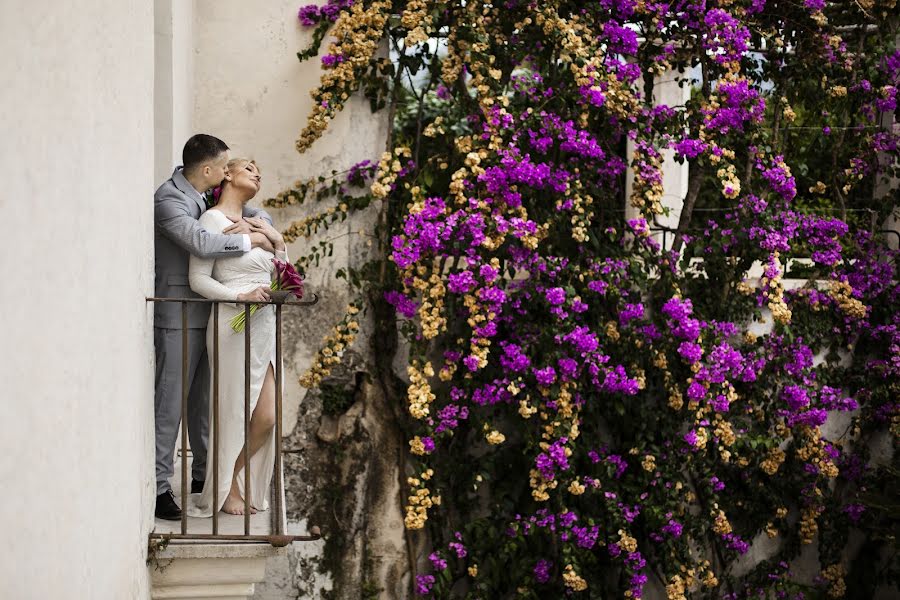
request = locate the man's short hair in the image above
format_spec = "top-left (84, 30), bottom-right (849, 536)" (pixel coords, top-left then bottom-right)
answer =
top-left (183, 134), bottom-right (229, 173)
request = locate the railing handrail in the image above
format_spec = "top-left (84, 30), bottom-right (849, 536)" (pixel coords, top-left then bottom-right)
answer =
top-left (146, 294), bottom-right (320, 306)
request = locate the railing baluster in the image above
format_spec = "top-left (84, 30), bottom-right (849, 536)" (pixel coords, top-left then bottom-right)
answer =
top-left (274, 303), bottom-right (284, 536)
top-left (244, 303), bottom-right (251, 536)
top-left (181, 302), bottom-right (189, 535)
top-left (212, 303), bottom-right (219, 536)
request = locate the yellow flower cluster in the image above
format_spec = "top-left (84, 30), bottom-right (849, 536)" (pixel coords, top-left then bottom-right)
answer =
top-left (404, 474), bottom-right (440, 529)
top-left (529, 468), bottom-right (558, 502)
top-left (712, 509), bottom-right (732, 536)
top-left (540, 7), bottom-right (636, 120)
top-left (713, 416), bottom-right (737, 446)
top-left (282, 203), bottom-right (348, 243)
top-left (841, 158), bottom-right (868, 195)
top-left (799, 504), bottom-right (822, 544)
top-left (400, 0), bottom-right (432, 46)
top-left (422, 115), bottom-right (445, 138)
top-left (796, 428), bottom-right (839, 478)
top-left (413, 269), bottom-right (448, 339)
top-left (668, 388), bottom-right (684, 410)
top-left (266, 178), bottom-right (312, 209)
top-left (529, 389), bottom-right (583, 508)
top-left (693, 426), bottom-right (710, 450)
top-left (299, 305), bottom-right (360, 388)
top-left (641, 455), bottom-right (657, 472)
top-left (761, 252), bottom-right (792, 325)
top-left (440, 28), bottom-right (463, 86)
top-left (462, 7), bottom-right (500, 111)
top-left (605, 320), bottom-right (621, 342)
top-left (296, 0), bottom-right (391, 153)
top-left (407, 361), bottom-right (435, 419)
top-left (371, 147), bottom-right (412, 199)
top-left (717, 163), bottom-right (741, 199)
top-left (409, 435), bottom-right (430, 456)
top-left (809, 180), bottom-right (828, 194)
top-left (822, 564), bottom-right (847, 598)
top-left (629, 144), bottom-right (665, 216)
top-left (568, 479), bottom-right (586, 495)
top-left (555, 382), bottom-right (578, 420)
top-left (828, 280), bottom-right (867, 320)
top-left (459, 262), bottom-right (506, 367)
top-left (618, 529), bottom-right (638, 552)
top-left (438, 351), bottom-right (458, 382)
top-left (564, 192), bottom-right (595, 243)
top-left (282, 215), bottom-right (318, 243)
top-left (518, 397), bottom-right (538, 418)
top-left (485, 429), bottom-right (506, 445)
top-left (562, 564), bottom-right (588, 592)
top-left (666, 574), bottom-right (687, 600)
top-left (781, 96), bottom-right (797, 122)
top-left (760, 447), bottom-right (785, 475)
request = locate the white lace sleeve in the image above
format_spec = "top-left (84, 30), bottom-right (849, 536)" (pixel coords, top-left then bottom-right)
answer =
top-left (189, 212), bottom-right (240, 301)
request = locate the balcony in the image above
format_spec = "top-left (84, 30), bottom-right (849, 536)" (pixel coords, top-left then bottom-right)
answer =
top-left (146, 296), bottom-right (321, 600)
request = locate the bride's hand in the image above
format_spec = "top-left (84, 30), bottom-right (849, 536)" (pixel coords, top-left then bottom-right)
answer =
top-left (237, 286), bottom-right (271, 303)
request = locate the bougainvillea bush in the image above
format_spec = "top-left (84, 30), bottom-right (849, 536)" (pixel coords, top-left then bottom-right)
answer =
top-left (271, 0), bottom-right (899, 597)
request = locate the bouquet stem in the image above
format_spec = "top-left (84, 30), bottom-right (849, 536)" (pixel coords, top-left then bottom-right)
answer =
top-left (230, 281), bottom-right (277, 333)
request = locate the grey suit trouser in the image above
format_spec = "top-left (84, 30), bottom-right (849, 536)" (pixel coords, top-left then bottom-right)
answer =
top-left (154, 327), bottom-right (209, 496)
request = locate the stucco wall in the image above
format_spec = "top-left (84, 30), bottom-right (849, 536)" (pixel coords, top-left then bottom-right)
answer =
top-left (155, 0), bottom-right (196, 184)
top-left (0, 2), bottom-right (156, 598)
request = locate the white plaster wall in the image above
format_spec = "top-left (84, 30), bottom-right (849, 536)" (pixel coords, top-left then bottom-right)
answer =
top-left (624, 70), bottom-right (690, 248)
top-left (0, 2), bottom-right (156, 598)
top-left (191, 0), bottom-right (389, 437)
top-left (155, 0), bottom-right (196, 184)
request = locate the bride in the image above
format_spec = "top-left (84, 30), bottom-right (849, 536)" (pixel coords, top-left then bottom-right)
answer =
top-left (188, 158), bottom-right (284, 516)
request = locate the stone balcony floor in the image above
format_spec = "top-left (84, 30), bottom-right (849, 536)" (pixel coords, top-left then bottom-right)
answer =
top-left (153, 451), bottom-right (273, 538)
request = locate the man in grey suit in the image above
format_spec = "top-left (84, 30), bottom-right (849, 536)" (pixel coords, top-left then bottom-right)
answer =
top-left (154, 134), bottom-right (275, 520)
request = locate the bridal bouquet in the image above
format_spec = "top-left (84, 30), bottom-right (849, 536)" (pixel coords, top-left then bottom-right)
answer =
top-left (230, 258), bottom-right (305, 332)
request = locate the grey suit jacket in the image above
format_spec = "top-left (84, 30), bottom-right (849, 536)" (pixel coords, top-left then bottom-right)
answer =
top-left (154, 167), bottom-right (273, 329)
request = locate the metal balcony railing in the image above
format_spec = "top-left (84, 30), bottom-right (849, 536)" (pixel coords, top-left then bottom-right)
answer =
top-left (147, 295), bottom-right (321, 547)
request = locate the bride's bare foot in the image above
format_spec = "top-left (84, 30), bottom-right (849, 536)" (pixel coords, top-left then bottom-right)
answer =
top-left (222, 492), bottom-right (258, 515)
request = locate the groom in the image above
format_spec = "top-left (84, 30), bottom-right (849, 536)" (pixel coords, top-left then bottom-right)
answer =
top-left (153, 134), bottom-right (274, 520)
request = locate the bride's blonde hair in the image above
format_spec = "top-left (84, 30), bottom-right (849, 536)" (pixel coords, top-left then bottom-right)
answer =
top-left (225, 158), bottom-right (258, 177)
top-left (212, 158), bottom-right (259, 202)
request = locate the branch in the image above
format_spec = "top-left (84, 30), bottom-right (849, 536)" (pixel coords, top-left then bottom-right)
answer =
top-left (671, 161), bottom-right (705, 256)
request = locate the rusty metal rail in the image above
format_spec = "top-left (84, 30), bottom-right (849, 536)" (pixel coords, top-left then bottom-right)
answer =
top-left (147, 295), bottom-right (320, 546)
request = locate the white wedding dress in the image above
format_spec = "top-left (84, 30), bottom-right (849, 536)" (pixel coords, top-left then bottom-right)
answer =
top-left (186, 208), bottom-right (282, 517)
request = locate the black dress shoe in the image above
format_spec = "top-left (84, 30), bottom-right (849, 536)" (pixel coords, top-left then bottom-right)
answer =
top-left (155, 490), bottom-right (182, 521)
top-left (191, 479), bottom-right (205, 494)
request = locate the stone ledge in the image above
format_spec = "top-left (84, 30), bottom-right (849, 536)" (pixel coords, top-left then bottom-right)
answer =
top-left (150, 544), bottom-right (287, 600)
top-left (155, 542), bottom-right (287, 561)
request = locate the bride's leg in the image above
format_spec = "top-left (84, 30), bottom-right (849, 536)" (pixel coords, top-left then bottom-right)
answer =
top-left (222, 365), bottom-right (277, 515)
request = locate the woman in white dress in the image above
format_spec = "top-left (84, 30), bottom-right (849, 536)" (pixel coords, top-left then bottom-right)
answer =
top-left (188, 158), bottom-right (285, 516)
